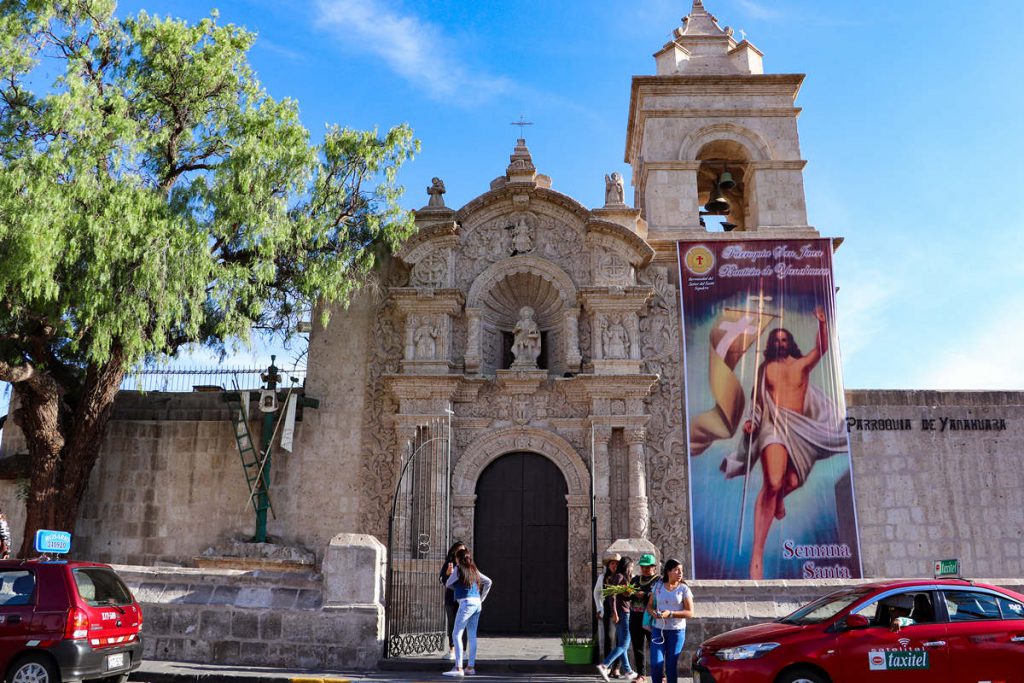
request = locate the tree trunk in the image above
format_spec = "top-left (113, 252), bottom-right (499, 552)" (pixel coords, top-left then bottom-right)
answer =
top-left (15, 350), bottom-right (125, 558)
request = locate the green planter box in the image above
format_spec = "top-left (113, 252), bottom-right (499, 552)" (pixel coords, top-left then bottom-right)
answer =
top-left (562, 643), bottom-right (596, 664)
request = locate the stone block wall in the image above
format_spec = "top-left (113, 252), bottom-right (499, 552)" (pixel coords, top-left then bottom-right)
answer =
top-left (114, 535), bottom-right (386, 671)
top-left (846, 390), bottom-right (1024, 578)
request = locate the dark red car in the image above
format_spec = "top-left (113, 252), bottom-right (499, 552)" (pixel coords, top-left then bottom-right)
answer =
top-left (0, 560), bottom-right (142, 683)
top-left (693, 579), bottom-right (1024, 683)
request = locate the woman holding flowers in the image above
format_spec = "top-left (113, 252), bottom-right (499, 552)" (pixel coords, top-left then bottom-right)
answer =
top-left (646, 559), bottom-right (694, 683)
top-left (597, 556), bottom-right (637, 681)
top-left (593, 552), bottom-right (621, 671)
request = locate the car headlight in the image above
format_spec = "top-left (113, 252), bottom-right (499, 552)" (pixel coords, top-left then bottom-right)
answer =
top-left (715, 642), bottom-right (781, 661)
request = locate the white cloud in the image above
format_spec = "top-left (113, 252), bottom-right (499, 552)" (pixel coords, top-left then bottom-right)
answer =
top-left (736, 0), bottom-right (782, 22)
top-left (833, 267), bottom-right (899, 362)
top-left (911, 308), bottom-right (1024, 391)
top-left (313, 0), bottom-right (513, 103)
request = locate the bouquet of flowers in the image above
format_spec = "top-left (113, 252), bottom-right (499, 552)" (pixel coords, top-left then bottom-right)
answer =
top-left (601, 584), bottom-right (638, 599)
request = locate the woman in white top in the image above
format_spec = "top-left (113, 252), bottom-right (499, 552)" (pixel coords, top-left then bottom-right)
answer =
top-left (646, 559), bottom-right (694, 683)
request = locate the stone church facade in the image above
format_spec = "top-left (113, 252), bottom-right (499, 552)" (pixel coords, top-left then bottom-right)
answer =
top-left (1, 0), bottom-right (1022, 646)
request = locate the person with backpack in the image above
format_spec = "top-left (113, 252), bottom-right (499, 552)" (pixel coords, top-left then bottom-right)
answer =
top-left (443, 549), bottom-right (492, 677)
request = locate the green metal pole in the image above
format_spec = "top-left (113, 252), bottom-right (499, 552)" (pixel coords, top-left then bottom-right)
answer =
top-left (256, 356), bottom-right (279, 543)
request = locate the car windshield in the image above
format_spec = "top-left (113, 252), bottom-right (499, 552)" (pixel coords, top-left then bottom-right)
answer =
top-left (778, 588), bottom-right (873, 625)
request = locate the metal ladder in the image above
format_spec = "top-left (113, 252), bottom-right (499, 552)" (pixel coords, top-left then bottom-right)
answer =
top-left (224, 387), bottom-right (273, 517)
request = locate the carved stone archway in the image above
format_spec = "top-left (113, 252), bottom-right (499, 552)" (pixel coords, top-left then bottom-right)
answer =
top-left (464, 256), bottom-right (582, 375)
top-left (452, 426), bottom-right (592, 631)
top-left (678, 122), bottom-right (773, 162)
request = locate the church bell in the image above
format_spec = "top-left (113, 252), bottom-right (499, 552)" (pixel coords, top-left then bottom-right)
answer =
top-left (704, 183), bottom-right (731, 214)
top-left (717, 169), bottom-right (736, 190)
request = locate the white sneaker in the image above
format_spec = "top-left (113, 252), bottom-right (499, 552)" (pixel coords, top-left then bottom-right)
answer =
top-left (443, 668), bottom-right (464, 677)
top-left (597, 664), bottom-right (611, 682)
top-left (624, 673), bottom-right (638, 681)
top-left (447, 650), bottom-right (455, 661)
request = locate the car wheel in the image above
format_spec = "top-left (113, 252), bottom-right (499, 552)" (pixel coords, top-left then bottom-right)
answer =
top-left (776, 668), bottom-right (830, 683)
top-left (8, 655), bottom-right (60, 683)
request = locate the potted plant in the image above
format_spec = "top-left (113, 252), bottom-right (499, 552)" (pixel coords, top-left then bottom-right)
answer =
top-left (560, 633), bottom-right (596, 664)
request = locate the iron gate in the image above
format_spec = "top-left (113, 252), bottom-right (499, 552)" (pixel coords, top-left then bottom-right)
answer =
top-left (383, 414), bottom-right (452, 657)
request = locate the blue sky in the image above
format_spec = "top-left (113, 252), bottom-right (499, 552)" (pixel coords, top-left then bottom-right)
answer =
top-left (4, 0), bottom-right (1024, 425)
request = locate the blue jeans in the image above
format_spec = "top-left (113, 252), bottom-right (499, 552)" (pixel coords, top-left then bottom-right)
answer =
top-left (452, 597), bottom-right (481, 667)
top-left (602, 611), bottom-right (633, 673)
top-left (650, 627), bottom-right (685, 683)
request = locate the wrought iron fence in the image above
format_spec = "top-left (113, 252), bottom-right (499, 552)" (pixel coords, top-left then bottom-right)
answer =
top-left (119, 367), bottom-right (307, 393)
top-left (384, 416), bottom-right (452, 658)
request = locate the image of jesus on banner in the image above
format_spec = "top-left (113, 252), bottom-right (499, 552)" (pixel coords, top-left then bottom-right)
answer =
top-left (689, 302), bottom-right (848, 579)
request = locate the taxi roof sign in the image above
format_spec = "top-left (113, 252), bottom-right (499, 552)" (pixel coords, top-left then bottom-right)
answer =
top-left (933, 558), bottom-right (961, 579)
top-left (34, 529), bottom-right (71, 555)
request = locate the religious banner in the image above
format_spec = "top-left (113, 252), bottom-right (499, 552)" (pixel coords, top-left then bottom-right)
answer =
top-left (677, 239), bottom-right (862, 580)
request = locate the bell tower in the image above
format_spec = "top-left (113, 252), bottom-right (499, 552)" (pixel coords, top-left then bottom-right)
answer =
top-left (626, 0), bottom-right (816, 244)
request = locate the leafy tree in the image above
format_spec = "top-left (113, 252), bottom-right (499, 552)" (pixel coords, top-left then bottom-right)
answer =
top-left (0, 0), bottom-right (418, 556)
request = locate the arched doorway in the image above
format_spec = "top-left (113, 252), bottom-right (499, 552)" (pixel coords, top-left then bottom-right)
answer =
top-left (473, 452), bottom-right (568, 634)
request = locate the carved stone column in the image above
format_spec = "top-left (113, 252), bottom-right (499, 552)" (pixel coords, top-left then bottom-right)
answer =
top-left (451, 494), bottom-right (476, 549)
top-left (566, 493), bottom-right (593, 632)
top-left (592, 425), bottom-right (613, 550)
top-left (464, 307), bottom-right (483, 374)
top-left (564, 307), bottom-right (582, 372)
top-left (625, 426), bottom-right (650, 538)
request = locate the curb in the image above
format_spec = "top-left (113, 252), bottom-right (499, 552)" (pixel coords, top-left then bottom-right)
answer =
top-left (131, 670), bottom-right (352, 683)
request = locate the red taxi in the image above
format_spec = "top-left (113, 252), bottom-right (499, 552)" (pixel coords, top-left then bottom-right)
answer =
top-left (0, 559), bottom-right (143, 683)
top-left (692, 578), bottom-right (1024, 683)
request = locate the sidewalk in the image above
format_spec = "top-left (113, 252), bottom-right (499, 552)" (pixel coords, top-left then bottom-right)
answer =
top-left (134, 659), bottom-right (592, 682)
top-left (132, 660), bottom-right (693, 682)
top-left (131, 636), bottom-right (693, 682)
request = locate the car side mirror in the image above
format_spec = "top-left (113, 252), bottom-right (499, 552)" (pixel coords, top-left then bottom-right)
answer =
top-left (844, 614), bottom-right (870, 630)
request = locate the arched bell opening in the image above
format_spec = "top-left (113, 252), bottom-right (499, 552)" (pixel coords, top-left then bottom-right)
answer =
top-left (696, 140), bottom-right (753, 232)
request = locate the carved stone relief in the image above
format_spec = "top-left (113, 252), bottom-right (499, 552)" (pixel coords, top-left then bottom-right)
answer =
top-left (411, 314), bottom-right (443, 359)
top-left (594, 249), bottom-right (634, 288)
top-left (457, 207), bottom-right (588, 291)
top-left (638, 265), bottom-right (689, 563)
top-left (410, 250), bottom-right (449, 288)
top-left (358, 302), bottom-right (404, 540)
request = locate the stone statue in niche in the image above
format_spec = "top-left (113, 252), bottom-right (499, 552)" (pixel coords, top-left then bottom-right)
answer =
top-left (426, 177), bottom-right (446, 207)
top-left (604, 172), bottom-right (625, 206)
top-left (509, 216), bottom-right (534, 255)
top-left (511, 306), bottom-right (541, 368)
top-left (410, 250), bottom-right (448, 288)
top-left (414, 320), bottom-right (441, 359)
top-left (602, 314), bottom-right (630, 359)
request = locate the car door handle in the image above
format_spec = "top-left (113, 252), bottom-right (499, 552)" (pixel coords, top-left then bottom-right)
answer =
top-left (922, 641), bottom-right (946, 647)
top-left (1011, 636), bottom-right (1024, 643)
top-left (6, 615), bottom-right (20, 624)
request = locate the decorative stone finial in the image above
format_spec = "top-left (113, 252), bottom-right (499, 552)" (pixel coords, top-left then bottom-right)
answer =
top-left (506, 138), bottom-right (537, 183)
top-left (426, 177), bottom-right (446, 207)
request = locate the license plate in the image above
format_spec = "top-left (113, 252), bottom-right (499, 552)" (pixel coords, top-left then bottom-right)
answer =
top-left (105, 653), bottom-right (125, 670)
